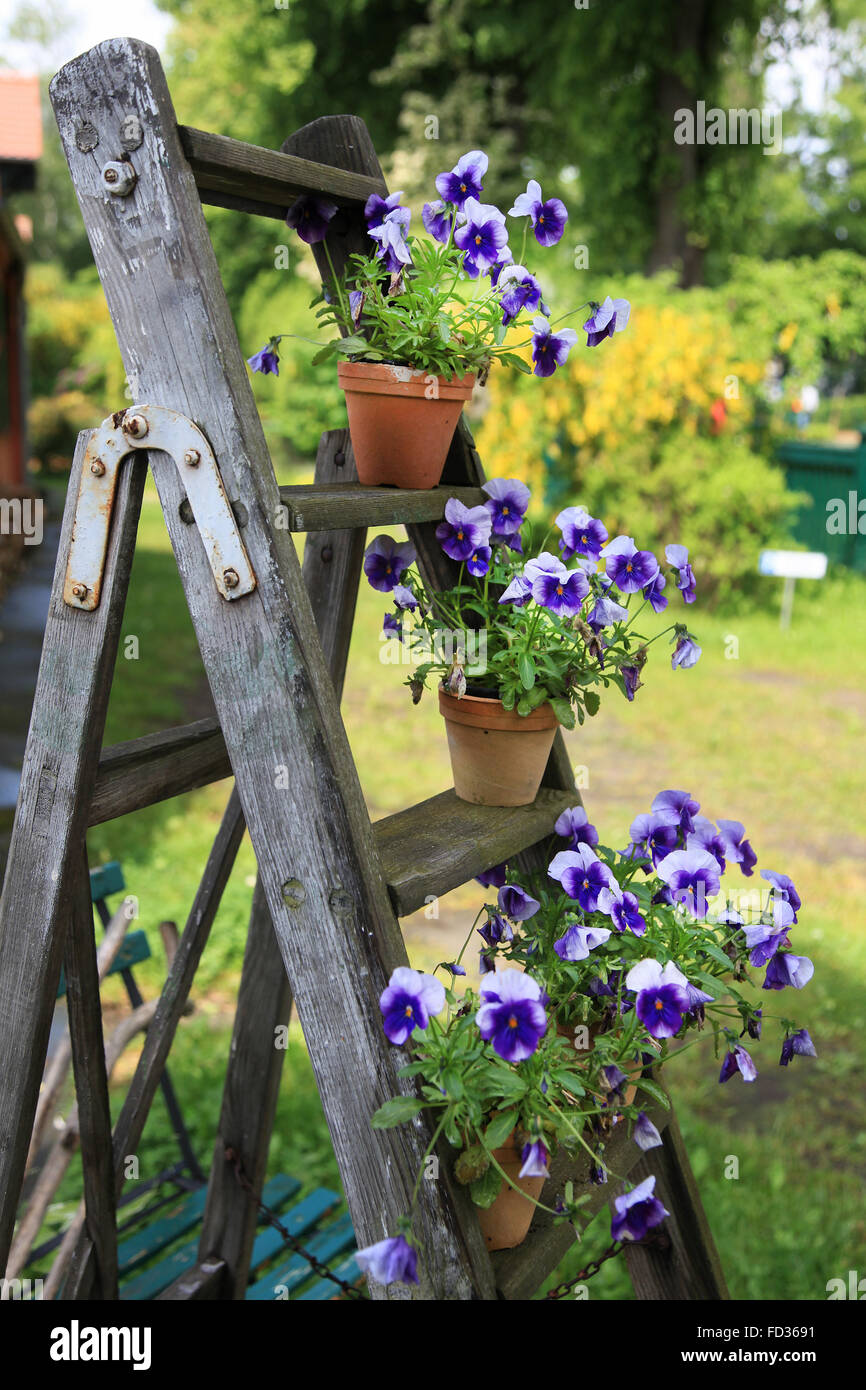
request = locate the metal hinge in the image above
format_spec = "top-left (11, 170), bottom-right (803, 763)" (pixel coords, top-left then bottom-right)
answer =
top-left (64, 405), bottom-right (257, 611)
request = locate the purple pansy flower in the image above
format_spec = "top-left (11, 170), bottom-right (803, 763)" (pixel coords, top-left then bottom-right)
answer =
top-left (443, 961), bottom-right (466, 977)
top-left (482, 478), bottom-right (530, 538)
top-left (719, 1043), bottom-right (758, 1083)
top-left (741, 898), bottom-right (795, 967)
top-left (435, 150), bottom-right (488, 208)
top-left (625, 958), bottom-right (691, 1039)
top-left (548, 845), bottom-right (615, 912)
top-left (588, 595), bottom-right (629, 631)
top-left (684, 980), bottom-right (715, 1021)
top-left (672, 632), bottom-right (702, 669)
top-left (247, 344), bottom-right (280, 376)
top-left (642, 569), bottom-right (668, 613)
top-left (421, 198), bottom-right (452, 242)
top-left (665, 543), bottom-right (697, 603)
top-left (286, 194), bottom-right (338, 245)
top-left (498, 883), bottom-right (540, 921)
top-left (610, 1175), bottom-right (669, 1242)
top-left (356, 1234), bottom-right (418, 1286)
top-left (454, 197), bottom-right (509, 273)
top-left (363, 535), bottom-right (416, 592)
top-left (763, 952), bottom-right (814, 991)
top-left (687, 816), bottom-right (728, 874)
top-left (364, 190), bottom-right (405, 230)
top-left (467, 546), bottom-right (491, 577)
top-left (780, 1029), bottom-right (817, 1066)
top-left (583, 296), bottom-right (631, 348)
top-left (369, 207), bottom-right (412, 273)
top-left (717, 820), bottom-right (757, 876)
top-left (652, 789), bottom-right (699, 835)
top-left (478, 912), bottom-right (514, 949)
top-left (530, 554), bottom-right (590, 616)
top-left (622, 665), bottom-right (642, 702)
top-left (554, 805), bottom-right (599, 850)
top-left (623, 811), bottom-right (680, 867)
top-left (760, 870), bottom-right (801, 919)
top-left (498, 572), bottom-right (533, 607)
top-left (634, 1112), bottom-right (664, 1151)
top-left (601, 536), bottom-right (659, 594)
top-left (531, 316), bottom-right (578, 378)
top-left (742, 1008), bottom-right (762, 1038)
top-left (379, 967), bottom-right (445, 1045)
top-left (597, 885), bottom-right (647, 936)
top-left (508, 179), bottom-right (568, 247)
top-left (392, 584), bottom-right (418, 612)
top-left (656, 847), bottom-right (721, 919)
top-left (476, 969), bottom-right (547, 1062)
top-left (519, 1139), bottom-right (551, 1179)
top-left (497, 265), bottom-right (547, 324)
top-left (556, 507), bottom-right (609, 562)
top-left (488, 250), bottom-right (514, 286)
top-left (476, 862), bottom-right (508, 889)
top-left (382, 612), bottom-right (401, 640)
top-left (435, 497), bottom-right (493, 562)
top-left (553, 921), bottom-right (612, 961)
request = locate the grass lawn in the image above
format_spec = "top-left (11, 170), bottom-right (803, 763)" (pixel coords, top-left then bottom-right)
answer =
top-left (36, 473), bottom-right (865, 1300)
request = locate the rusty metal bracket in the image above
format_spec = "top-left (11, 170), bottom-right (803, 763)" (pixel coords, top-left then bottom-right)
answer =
top-left (64, 405), bottom-right (256, 610)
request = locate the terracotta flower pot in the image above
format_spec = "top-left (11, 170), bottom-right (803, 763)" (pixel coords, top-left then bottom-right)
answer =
top-left (476, 1131), bottom-right (546, 1253)
top-left (438, 688), bottom-right (558, 806)
top-left (338, 361), bottom-right (475, 489)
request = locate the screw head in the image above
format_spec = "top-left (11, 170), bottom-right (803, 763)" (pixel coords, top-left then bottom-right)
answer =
top-left (90, 459), bottom-right (106, 477)
top-left (124, 413), bottom-right (148, 439)
top-left (223, 568), bottom-right (240, 590)
top-left (101, 161), bottom-right (137, 196)
top-left (320, 544), bottom-right (333, 564)
top-left (184, 448), bottom-right (201, 467)
top-left (71, 582), bottom-right (88, 599)
top-left (334, 450), bottom-right (346, 467)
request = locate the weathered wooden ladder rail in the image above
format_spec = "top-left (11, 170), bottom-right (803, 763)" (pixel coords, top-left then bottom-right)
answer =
top-left (0, 36), bottom-right (728, 1301)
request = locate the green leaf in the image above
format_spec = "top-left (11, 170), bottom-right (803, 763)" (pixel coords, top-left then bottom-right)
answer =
top-left (441, 1066), bottom-right (465, 1100)
top-left (484, 1107), bottom-right (518, 1150)
top-left (311, 341), bottom-right (338, 366)
top-left (549, 696), bottom-right (576, 729)
top-left (518, 652), bottom-right (536, 690)
top-left (370, 1096), bottom-right (428, 1128)
top-left (583, 690), bottom-right (601, 717)
top-left (634, 1077), bottom-right (671, 1111)
top-left (470, 1164), bottom-right (503, 1210)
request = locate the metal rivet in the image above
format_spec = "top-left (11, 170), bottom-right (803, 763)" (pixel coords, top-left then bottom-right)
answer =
top-left (281, 878), bottom-right (306, 910)
top-left (184, 449), bottom-right (200, 467)
top-left (123, 413), bottom-right (149, 438)
top-left (179, 499), bottom-right (195, 525)
top-left (334, 450), bottom-right (346, 467)
top-left (75, 121), bottom-right (99, 153)
top-left (90, 459), bottom-right (106, 477)
top-left (321, 544), bottom-right (333, 564)
top-left (101, 160), bottom-right (137, 197)
top-left (223, 568), bottom-right (240, 590)
top-left (71, 582), bottom-right (88, 599)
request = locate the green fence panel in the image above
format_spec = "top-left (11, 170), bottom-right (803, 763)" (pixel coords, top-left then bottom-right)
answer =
top-left (777, 436), bottom-right (866, 573)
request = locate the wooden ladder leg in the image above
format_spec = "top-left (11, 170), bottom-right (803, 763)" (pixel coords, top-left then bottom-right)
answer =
top-left (618, 1098), bottom-right (730, 1300)
top-left (51, 46), bottom-right (493, 1299)
top-left (63, 849), bottom-right (119, 1300)
top-left (0, 435), bottom-right (146, 1269)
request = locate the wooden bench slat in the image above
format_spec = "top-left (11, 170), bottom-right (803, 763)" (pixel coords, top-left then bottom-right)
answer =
top-left (247, 1213), bottom-right (357, 1301)
top-left (178, 126), bottom-right (386, 219)
top-left (278, 483), bottom-right (486, 533)
top-left (375, 787), bottom-right (576, 917)
top-left (296, 1251), bottom-right (362, 1300)
top-left (56, 930), bottom-right (151, 999)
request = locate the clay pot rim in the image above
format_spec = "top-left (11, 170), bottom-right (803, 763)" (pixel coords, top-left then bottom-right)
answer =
top-left (338, 359), bottom-right (476, 400)
top-left (438, 686), bottom-right (558, 732)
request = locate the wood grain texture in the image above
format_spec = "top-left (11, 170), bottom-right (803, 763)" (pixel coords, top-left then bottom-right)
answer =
top-left (62, 851), bottom-right (119, 1300)
top-left (50, 44), bottom-right (493, 1300)
top-left (179, 125), bottom-right (386, 219)
top-left (376, 787), bottom-right (576, 917)
top-left (491, 1095), bottom-right (671, 1300)
top-left (90, 718), bottom-right (229, 826)
top-left (0, 433), bottom-right (146, 1269)
top-left (619, 1101), bottom-right (730, 1300)
top-left (280, 481), bottom-right (485, 533)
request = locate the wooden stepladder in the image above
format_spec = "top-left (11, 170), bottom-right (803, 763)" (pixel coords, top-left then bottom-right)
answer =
top-left (0, 37), bottom-right (728, 1301)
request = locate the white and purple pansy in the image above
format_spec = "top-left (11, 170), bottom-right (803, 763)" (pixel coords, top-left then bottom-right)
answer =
top-left (717, 819), bottom-right (757, 876)
top-left (763, 951), bottom-right (814, 991)
top-left (368, 206), bottom-right (412, 273)
top-left (363, 535), bottom-right (417, 592)
top-left (508, 179), bottom-right (568, 247)
top-left (528, 553), bottom-right (590, 616)
top-left (740, 896), bottom-right (795, 966)
top-left (554, 804), bottom-right (599, 850)
top-left (530, 316), bottom-right (578, 378)
top-left (601, 535), bottom-right (659, 594)
top-left (364, 190), bottom-right (405, 230)
top-left (624, 958), bottom-right (691, 1039)
top-left (498, 883), bottom-right (540, 921)
top-left (454, 197), bottom-right (509, 273)
top-left (435, 150), bottom-right (488, 209)
top-left (719, 1042), bottom-right (758, 1083)
top-left (356, 1233), bottom-right (418, 1286)
top-left (665, 543), bottom-right (697, 603)
top-left (656, 846), bottom-right (721, 919)
top-left (610, 1175), bottom-right (669, 1241)
top-left (379, 967), bottom-right (446, 1046)
top-left (597, 883), bottom-right (647, 936)
top-left (760, 870), bottom-right (801, 919)
top-left (583, 296), bottom-right (631, 348)
top-left (780, 1029), bottom-right (817, 1066)
top-left (553, 921), bottom-right (612, 962)
top-left (435, 497), bottom-right (493, 562)
top-left (555, 506), bottom-right (609, 562)
top-left (497, 265), bottom-right (548, 324)
top-left (482, 477), bottom-right (531, 539)
top-left (475, 968), bottom-right (548, 1062)
top-left (519, 1138), bottom-right (551, 1179)
top-left (672, 632), bottom-right (702, 669)
top-left (548, 844), bottom-right (615, 912)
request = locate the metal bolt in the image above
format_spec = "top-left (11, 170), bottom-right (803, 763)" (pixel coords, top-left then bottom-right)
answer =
top-left (123, 413), bottom-right (149, 439)
top-left (71, 582), bottom-right (88, 600)
top-left (223, 568), bottom-right (240, 590)
top-left (184, 449), bottom-right (201, 467)
top-left (101, 160), bottom-right (137, 197)
top-left (104, 166), bottom-right (118, 184)
top-left (90, 459), bottom-right (106, 477)
top-left (281, 878), bottom-right (306, 910)
top-left (334, 450), bottom-right (346, 467)
top-left (321, 544), bottom-right (333, 564)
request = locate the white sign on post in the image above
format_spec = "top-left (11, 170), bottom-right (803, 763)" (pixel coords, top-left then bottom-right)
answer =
top-left (758, 550), bottom-right (828, 629)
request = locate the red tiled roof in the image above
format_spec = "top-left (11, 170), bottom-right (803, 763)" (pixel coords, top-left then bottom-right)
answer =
top-left (0, 73), bottom-right (43, 162)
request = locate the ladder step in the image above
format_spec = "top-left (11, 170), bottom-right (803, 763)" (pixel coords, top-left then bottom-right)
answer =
top-left (90, 718), bottom-right (229, 827)
top-left (178, 126), bottom-right (387, 220)
top-left (278, 483), bottom-right (486, 533)
top-left (375, 787), bottom-right (576, 918)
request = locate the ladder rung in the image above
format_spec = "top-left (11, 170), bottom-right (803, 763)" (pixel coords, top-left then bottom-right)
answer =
top-left (375, 787), bottom-right (576, 918)
top-left (490, 1097), bottom-right (671, 1299)
top-left (278, 483), bottom-right (486, 533)
top-left (90, 718), bottom-right (229, 826)
top-left (178, 126), bottom-right (387, 220)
